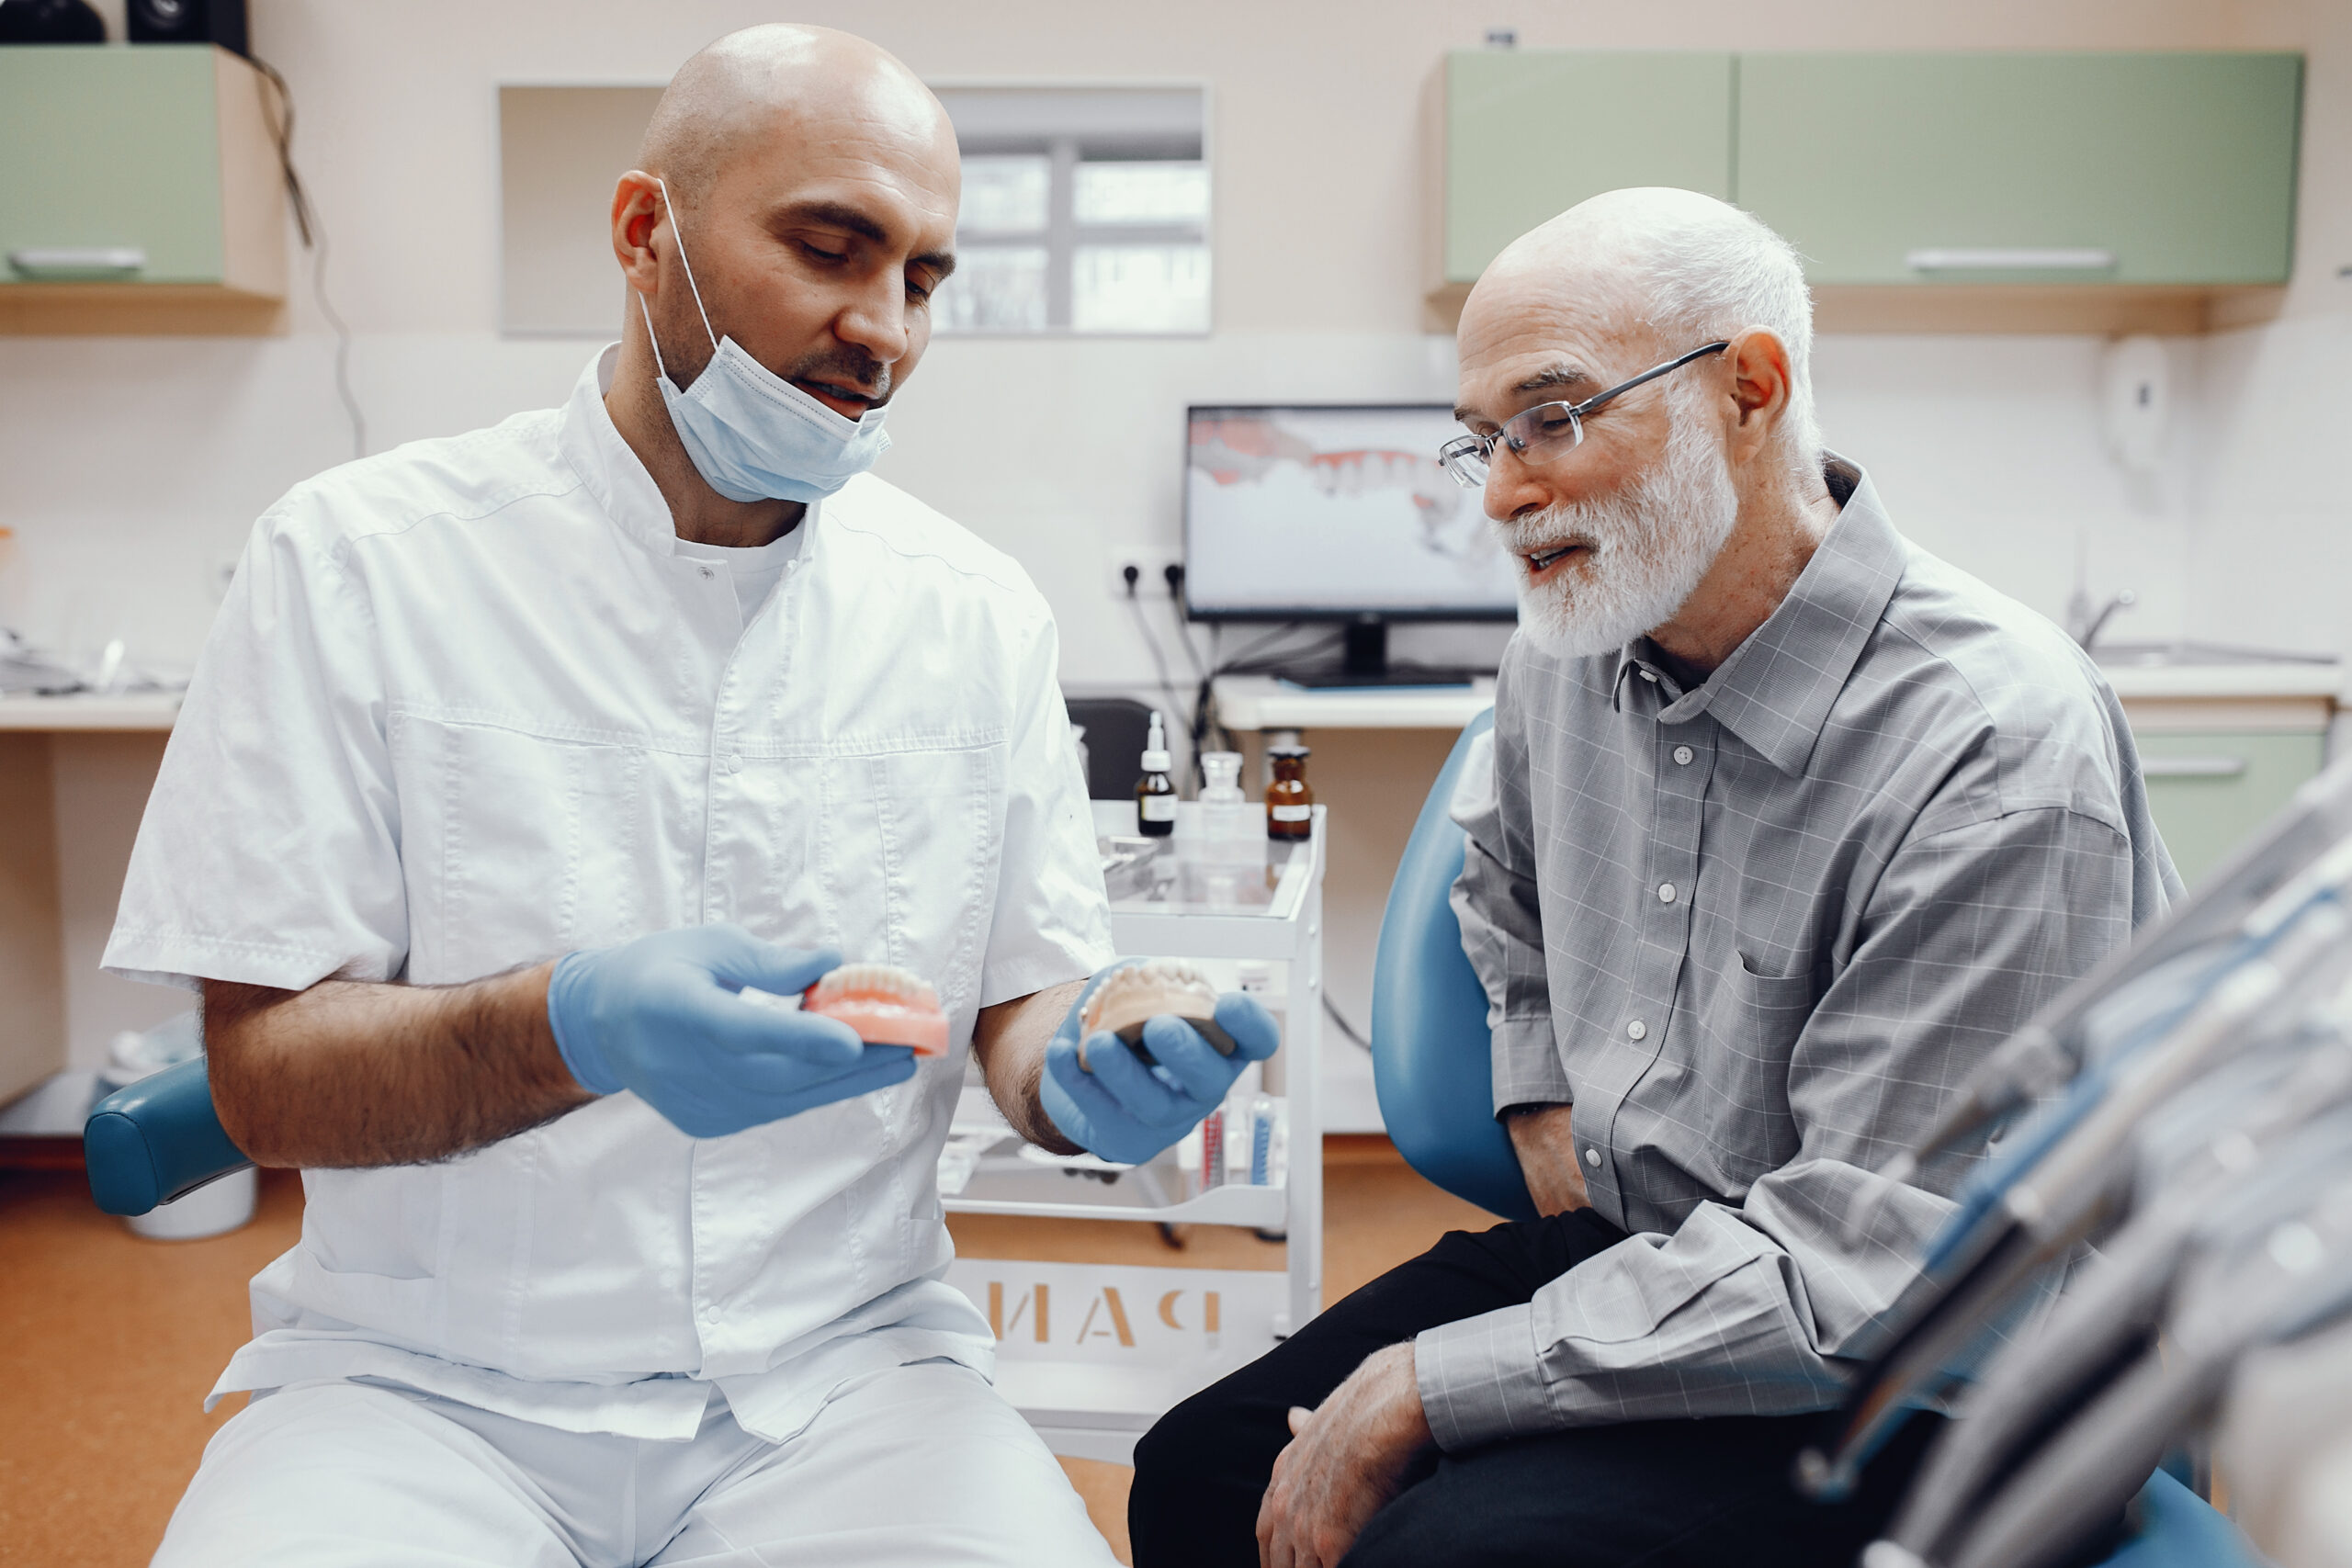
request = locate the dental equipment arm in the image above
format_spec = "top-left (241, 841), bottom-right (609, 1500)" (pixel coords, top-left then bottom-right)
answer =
top-left (1939, 1183), bottom-right (2352, 1568)
top-left (1811, 877), bottom-right (2352, 1492)
top-left (1882, 1092), bottom-right (2352, 1566)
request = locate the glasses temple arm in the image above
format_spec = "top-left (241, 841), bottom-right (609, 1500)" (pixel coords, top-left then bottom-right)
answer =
top-left (1573, 340), bottom-right (1733, 418)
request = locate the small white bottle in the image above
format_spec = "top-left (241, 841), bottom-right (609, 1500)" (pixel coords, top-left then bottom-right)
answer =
top-left (1195, 751), bottom-right (1263, 866)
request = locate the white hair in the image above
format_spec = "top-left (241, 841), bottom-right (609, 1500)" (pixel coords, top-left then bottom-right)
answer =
top-left (1546, 189), bottom-right (1824, 486)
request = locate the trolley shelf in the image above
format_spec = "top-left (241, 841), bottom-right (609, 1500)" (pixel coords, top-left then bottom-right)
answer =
top-left (944, 1179), bottom-right (1287, 1227)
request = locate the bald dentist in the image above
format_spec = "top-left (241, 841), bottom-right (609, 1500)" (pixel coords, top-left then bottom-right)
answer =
top-left (105, 24), bottom-right (1270, 1568)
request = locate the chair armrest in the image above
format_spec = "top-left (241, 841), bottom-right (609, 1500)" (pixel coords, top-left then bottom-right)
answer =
top-left (83, 1056), bottom-right (252, 1216)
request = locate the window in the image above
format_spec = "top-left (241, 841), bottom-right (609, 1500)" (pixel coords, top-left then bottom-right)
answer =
top-left (495, 84), bottom-right (1210, 340)
top-left (932, 87), bottom-right (1210, 336)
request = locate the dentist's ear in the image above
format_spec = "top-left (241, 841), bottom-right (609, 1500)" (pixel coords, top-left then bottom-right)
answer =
top-left (609, 169), bottom-right (667, 294)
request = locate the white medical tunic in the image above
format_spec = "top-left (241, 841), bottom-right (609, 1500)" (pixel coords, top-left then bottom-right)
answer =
top-left (104, 348), bottom-right (1115, 1444)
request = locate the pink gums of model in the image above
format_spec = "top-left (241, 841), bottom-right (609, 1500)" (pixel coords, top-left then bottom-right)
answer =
top-left (801, 963), bottom-right (950, 1057)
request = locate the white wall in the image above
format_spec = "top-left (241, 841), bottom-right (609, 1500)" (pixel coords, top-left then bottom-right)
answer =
top-left (6, 0), bottom-right (2346, 1078)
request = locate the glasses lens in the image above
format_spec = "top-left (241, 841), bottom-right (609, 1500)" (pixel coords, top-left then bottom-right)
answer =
top-left (1438, 437), bottom-right (1489, 490)
top-left (1503, 403), bottom-right (1583, 468)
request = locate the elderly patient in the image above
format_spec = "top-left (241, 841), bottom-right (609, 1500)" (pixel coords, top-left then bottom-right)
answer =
top-left (1129, 188), bottom-right (2181, 1568)
top-left (103, 24), bottom-right (1270, 1568)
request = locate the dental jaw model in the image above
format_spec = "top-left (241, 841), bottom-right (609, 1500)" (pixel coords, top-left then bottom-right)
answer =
top-left (1081, 961), bottom-right (1234, 1070)
top-left (801, 964), bottom-right (950, 1056)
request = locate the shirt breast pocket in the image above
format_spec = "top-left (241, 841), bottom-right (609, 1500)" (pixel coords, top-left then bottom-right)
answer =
top-left (1687, 952), bottom-right (1815, 1189)
top-left (815, 739), bottom-right (1003, 1021)
top-left (390, 711), bottom-right (672, 983)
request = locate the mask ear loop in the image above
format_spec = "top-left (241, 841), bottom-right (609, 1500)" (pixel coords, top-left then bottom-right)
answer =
top-left (656, 176), bottom-right (721, 354)
top-left (637, 175), bottom-right (721, 387)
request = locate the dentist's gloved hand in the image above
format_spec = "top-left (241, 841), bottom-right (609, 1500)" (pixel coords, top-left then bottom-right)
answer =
top-left (546, 924), bottom-right (915, 1139)
top-left (1040, 963), bottom-right (1280, 1165)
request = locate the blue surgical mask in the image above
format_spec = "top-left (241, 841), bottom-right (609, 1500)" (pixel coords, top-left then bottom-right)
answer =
top-left (638, 176), bottom-right (892, 504)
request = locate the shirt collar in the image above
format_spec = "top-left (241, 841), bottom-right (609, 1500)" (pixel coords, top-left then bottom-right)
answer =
top-left (555, 344), bottom-right (825, 566)
top-left (1616, 454), bottom-right (1907, 777)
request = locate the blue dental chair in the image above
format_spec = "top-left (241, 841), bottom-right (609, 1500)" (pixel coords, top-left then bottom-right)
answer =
top-left (83, 1057), bottom-right (248, 1218)
top-left (1366, 710), bottom-right (2256, 1568)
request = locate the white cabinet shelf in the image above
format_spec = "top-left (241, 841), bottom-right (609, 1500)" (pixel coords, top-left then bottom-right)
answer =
top-left (942, 808), bottom-right (1326, 1463)
top-left (946, 1159), bottom-right (1290, 1228)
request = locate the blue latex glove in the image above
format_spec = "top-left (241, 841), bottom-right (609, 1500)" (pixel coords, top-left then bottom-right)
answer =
top-left (546, 924), bottom-right (915, 1139)
top-left (1040, 964), bottom-right (1281, 1165)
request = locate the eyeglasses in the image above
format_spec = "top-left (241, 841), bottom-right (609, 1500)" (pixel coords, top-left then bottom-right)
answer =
top-left (1438, 341), bottom-right (1730, 490)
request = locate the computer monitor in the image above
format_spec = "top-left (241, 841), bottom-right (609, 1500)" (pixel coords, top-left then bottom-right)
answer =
top-left (1182, 403), bottom-right (1519, 681)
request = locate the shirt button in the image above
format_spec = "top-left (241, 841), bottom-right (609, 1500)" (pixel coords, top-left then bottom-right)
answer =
top-left (1639, 669), bottom-right (1657, 683)
top-left (1658, 882), bottom-right (1678, 904)
top-left (1585, 1147), bottom-right (1601, 1168)
top-left (1626, 1020), bottom-right (1647, 1041)
top-left (724, 754), bottom-right (741, 773)
top-left (1673, 745), bottom-right (1694, 766)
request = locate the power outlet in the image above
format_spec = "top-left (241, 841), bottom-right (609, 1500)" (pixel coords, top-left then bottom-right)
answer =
top-left (1107, 547), bottom-right (1184, 601)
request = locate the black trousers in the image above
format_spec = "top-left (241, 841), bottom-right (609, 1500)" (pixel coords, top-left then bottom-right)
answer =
top-left (1128, 1209), bottom-right (1946, 1568)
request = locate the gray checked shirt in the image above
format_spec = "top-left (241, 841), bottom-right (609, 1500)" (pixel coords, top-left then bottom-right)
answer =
top-left (1416, 457), bottom-right (2181, 1450)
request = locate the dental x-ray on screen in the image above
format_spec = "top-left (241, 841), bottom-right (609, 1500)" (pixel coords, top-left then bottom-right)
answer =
top-left (1182, 404), bottom-right (1521, 620)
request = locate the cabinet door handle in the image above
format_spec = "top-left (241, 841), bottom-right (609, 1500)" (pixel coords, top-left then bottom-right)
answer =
top-left (1905, 247), bottom-right (2116, 272)
top-left (2143, 755), bottom-right (2248, 779)
top-left (7, 247), bottom-right (148, 277)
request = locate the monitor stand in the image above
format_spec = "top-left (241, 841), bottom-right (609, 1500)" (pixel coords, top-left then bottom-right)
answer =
top-left (1277, 619), bottom-right (1486, 689)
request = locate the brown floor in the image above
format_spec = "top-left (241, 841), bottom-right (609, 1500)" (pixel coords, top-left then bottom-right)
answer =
top-left (0, 1138), bottom-right (1491, 1567)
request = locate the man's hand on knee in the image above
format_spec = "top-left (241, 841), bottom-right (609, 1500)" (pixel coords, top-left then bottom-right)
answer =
top-left (1254, 1342), bottom-right (1431, 1568)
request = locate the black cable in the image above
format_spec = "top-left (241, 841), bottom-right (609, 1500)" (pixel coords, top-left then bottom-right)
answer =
top-left (1124, 593), bottom-right (1190, 772)
top-left (1194, 623), bottom-right (1347, 766)
top-left (1185, 621), bottom-right (1345, 770)
top-left (1324, 994), bottom-right (1373, 1053)
top-left (1160, 563), bottom-right (1209, 682)
top-left (253, 57), bottom-right (367, 461)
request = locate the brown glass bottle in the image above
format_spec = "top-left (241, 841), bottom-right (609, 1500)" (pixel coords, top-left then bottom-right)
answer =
top-left (1266, 743), bottom-right (1313, 840)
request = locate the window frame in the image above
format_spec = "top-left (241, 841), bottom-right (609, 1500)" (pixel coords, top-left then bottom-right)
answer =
top-left (930, 82), bottom-right (1215, 339)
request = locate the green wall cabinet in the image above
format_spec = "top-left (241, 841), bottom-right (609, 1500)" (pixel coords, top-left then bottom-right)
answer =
top-left (1433, 49), bottom-right (2302, 317)
top-left (2134, 730), bottom-right (2325, 889)
top-left (0, 45), bottom-right (285, 332)
top-left (1439, 51), bottom-right (1734, 288)
top-left (1736, 52), bottom-right (2303, 287)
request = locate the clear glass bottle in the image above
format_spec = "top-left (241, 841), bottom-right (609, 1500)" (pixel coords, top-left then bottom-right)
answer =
top-left (1136, 710), bottom-right (1177, 838)
top-left (1198, 750), bottom-right (1249, 847)
top-left (1266, 740), bottom-right (1313, 841)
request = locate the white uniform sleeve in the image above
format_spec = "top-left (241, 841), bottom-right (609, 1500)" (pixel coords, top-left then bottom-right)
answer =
top-left (977, 608), bottom-right (1114, 1008)
top-left (103, 500), bottom-right (409, 993)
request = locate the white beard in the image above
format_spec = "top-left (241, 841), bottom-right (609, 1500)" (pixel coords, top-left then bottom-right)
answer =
top-left (1503, 397), bottom-right (1742, 661)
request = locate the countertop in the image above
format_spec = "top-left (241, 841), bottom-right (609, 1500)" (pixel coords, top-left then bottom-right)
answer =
top-left (0, 694), bottom-right (180, 731)
top-left (3, 658), bottom-right (2337, 739)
